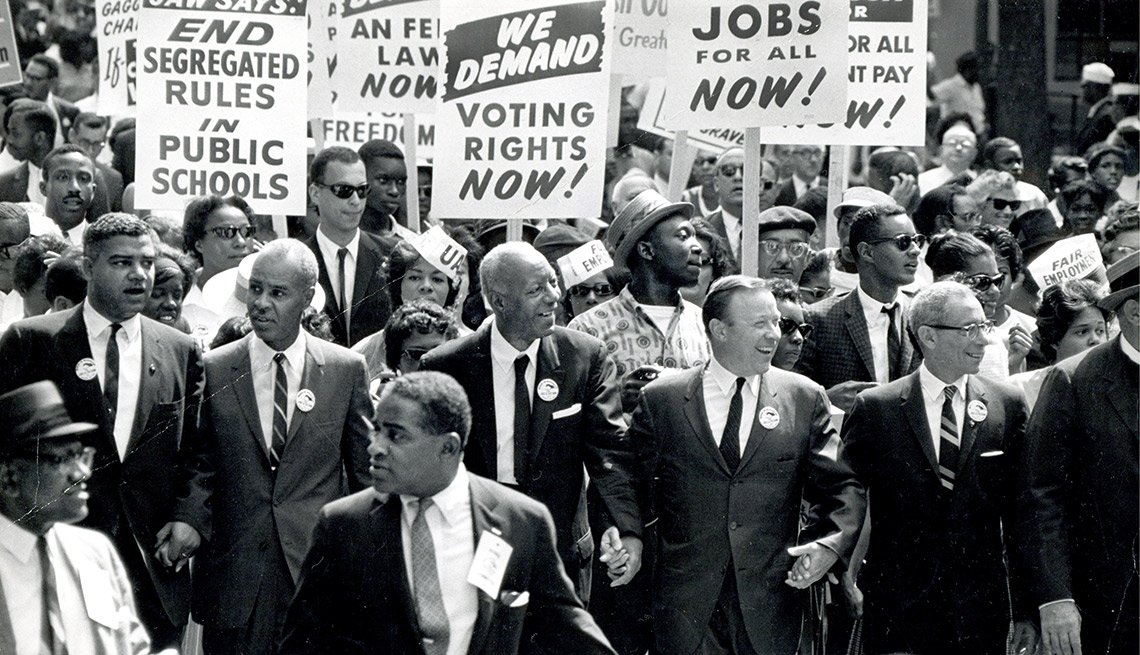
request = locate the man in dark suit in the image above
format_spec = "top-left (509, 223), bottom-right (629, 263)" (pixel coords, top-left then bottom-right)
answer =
top-left (162, 239), bottom-right (373, 655)
top-left (420, 242), bottom-right (642, 599)
top-left (703, 148), bottom-right (780, 267)
top-left (772, 145), bottom-right (826, 207)
top-left (280, 371), bottom-right (617, 655)
top-left (842, 280), bottom-right (1037, 655)
top-left (795, 203), bottom-right (922, 412)
top-left (0, 213), bottom-right (203, 650)
top-left (1020, 252), bottom-right (1139, 655)
top-left (305, 146), bottom-right (395, 347)
top-left (358, 138), bottom-right (410, 237)
top-left (631, 275), bottom-right (865, 655)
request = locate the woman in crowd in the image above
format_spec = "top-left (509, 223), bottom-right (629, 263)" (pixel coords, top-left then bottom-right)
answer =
top-left (681, 218), bottom-right (734, 307)
top-left (969, 169), bottom-right (1023, 229)
top-left (913, 184), bottom-right (981, 237)
top-left (1085, 141), bottom-right (1128, 206)
top-left (1056, 178), bottom-right (1112, 235)
top-left (918, 113), bottom-right (979, 194)
top-left (971, 224), bottom-right (1036, 373)
top-left (358, 298), bottom-right (459, 387)
top-left (797, 250), bottom-right (834, 305)
top-left (143, 243), bottom-right (197, 332)
top-left (182, 195), bottom-right (256, 290)
top-left (769, 279), bottom-right (810, 371)
top-left (1102, 201), bottom-right (1139, 264)
top-left (564, 268), bottom-right (625, 321)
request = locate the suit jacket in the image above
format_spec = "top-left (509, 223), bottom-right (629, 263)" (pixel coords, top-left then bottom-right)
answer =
top-left (842, 372), bottom-right (1032, 655)
top-left (1020, 338), bottom-right (1139, 654)
top-left (95, 161), bottom-right (125, 213)
top-left (795, 289), bottom-right (920, 390)
top-left (703, 208), bottom-right (740, 268)
top-left (171, 333), bottom-right (372, 629)
top-left (773, 176), bottom-right (827, 208)
top-left (419, 323), bottom-right (641, 578)
top-left (630, 364), bottom-right (864, 655)
top-left (0, 523), bottom-right (151, 655)
top-left (52, 96), bottom-right (81, 138)
top-left (305, 230), bottom-right (397, 347)
top-left (280, 474), bottom-right (615, 655)
top-left (0, 161), bottom-right (113, 220)
top-left (0, 305), bottom-right (203, 625)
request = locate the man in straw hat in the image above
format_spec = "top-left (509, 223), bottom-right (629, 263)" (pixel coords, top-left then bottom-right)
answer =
top-left (0, 380), bottom-right (151, 653)
top-left (1020, 250), bottom-right (1139, 655)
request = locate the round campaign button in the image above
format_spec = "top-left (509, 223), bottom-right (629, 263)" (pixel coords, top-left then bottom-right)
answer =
top-left (967, 400), bottom-right (987, 423)
top-left (536, 379), bottom-right (559, 402)
top-left (758, 406), bottom-right (780, 430)
top-left (75, 358), bottom-right (98, 381)
top-left (296, 389), bottom-right (316, 413)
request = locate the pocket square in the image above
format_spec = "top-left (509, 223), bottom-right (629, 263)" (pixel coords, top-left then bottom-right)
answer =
top-left (500, 590), bottom-right (529, 607)
top-left (980, 450), bottom-right (1004, 458)
top-left (551, 404), bottom-right (581, 419)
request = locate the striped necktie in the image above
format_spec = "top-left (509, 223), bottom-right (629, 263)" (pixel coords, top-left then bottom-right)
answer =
top-left (270, 352), bottom-right (288, 470)
top-left (937, 386), bottom-right (960, 493)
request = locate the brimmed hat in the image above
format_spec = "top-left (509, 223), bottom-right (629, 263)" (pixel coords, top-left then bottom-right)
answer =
top-left (532, 224), bottom-right (591, 263)
top-left (0, 381), bottom-right (96, 456)
top-left (1098, 250), bottom-right (1138, 312)
top-left (1012, 209), bottom-right (1069, 262)
top-left (201, 251), bottom-right (325, 320)
top-left (757, 206), bottom-right (816, 236)
top-left (832, 186), bottom-right (894, 219)
top-left (606, 189), bottom-right (694, 271)
top-left (1081, 62), bottom-right (1114, 85)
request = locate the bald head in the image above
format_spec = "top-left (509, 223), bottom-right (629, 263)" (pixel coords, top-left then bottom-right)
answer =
top-left (254, 238), bottom-right (318, 289)
top-left (480, 241), bottom-right (560, 349)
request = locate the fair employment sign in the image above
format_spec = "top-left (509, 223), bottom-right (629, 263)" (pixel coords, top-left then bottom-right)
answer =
top-left (335, 0), bottom-right (439, 114)
top-left (136, 0), bottom-right (309, 214)
top-left (96, 0), bottom-right (138, 115)
top-left (434, 0), bottom-right (612, 219)
top-left (663, 0), bottom-right (848, 129)
top-left (766, 0), bottom-right (928, 145)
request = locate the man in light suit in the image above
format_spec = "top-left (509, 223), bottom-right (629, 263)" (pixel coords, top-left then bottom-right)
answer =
top-left (163, 239), bottom-right (372, 655)
top-left (0, 213), bottom-right (203, 650)
top-left (631, 275), bottom-right (865, 655)
top-left (280, 371), bottom-right (616, 655)
top-left (420, 242), bottom-right (643, 599)
top-left (0, 380), bottom-right (150, 655)
top-left (842, 281), bottom-right (1037, 654)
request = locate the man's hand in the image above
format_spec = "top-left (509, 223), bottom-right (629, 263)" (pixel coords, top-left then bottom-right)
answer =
top-left (621, 365), bottom-right (663, 414)
top-left (785, 542), bottom-right (839, 589)
top-left (841, 570), bottom-right (863, 618)
top-left (1012, 619), bottom-right (1040, 655)
top-left (1007, 324), bottom-right (1034, 371)
top-left (1040, 601), bottom-right (1081, 655)
top-left (889, 173), bottom-right (918, 209)
top-left (155, 521), bottom-right (201, 572)
top-left (598, 526), bottom-right (643, 587)
top-left (826, 381), bottom-right (877, 414)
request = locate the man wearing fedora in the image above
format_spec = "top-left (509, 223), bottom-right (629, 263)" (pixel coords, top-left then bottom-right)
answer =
top-left (1020, 251), bottom-right (1139, 655)
top-left (0, 213), bottom-right (203, 650)
top-left (164, 238), bottom-right (372, 655)
top-left (0, 380), bottom-right (151, 654)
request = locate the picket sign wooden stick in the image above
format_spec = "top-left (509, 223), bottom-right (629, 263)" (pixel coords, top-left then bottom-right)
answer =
top-left (310, 118), bottom-right (325, 152)
top-left (668, 130), bottom-right (694, 202)
top-left (507, 219), bottom-right (524, 242)
top-left (825, 146), bottom-right (849, 249)
top-left (404, 113), bottom-right (421, 234)
top-left (741, 127), bottom-right (763, 277)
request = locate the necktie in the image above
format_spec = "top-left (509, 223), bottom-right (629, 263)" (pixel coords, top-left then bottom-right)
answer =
top-left (720, 377), bottom-right (745, 474)
top-left (104, 323), bottom-right (122, 416)
top-left (38, 536), bottom-right (66, 655)
top-left (938, 386), bottom-right (960, 493)
top-left (410, 498), bottom-right (449, 655)
top-left (270, 352), bottom-right (288, 470)
top-left (336, 247), bottom-right (349, 337)
top-left (513, 355), bottom-right (531, 487)
top-left (883, 305), bottom-right (901, 380)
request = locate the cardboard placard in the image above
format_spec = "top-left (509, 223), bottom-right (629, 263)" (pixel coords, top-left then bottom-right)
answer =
top-left (1027, 234), bottom-right (1107, 289)
top-left (95, 0), bottom-right (138, 115)
top-left (557, 240), bottom-right (613, 288)
top-left (321, 111), bottom-right (435, 159)
top-left (409, 225), bottom-right (466, 281)
top-left (334, 0), bottom-right (439, 114)
top-left (611, 0), bottom-right (667, 76)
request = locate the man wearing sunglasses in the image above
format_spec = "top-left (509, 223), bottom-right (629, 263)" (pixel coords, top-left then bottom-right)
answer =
top-left (842, 281), bottom-right (1037, 655)
top-left (704, 147), bottom-right (779, 266)
top-left (305, 146), bottom-right (397, 347)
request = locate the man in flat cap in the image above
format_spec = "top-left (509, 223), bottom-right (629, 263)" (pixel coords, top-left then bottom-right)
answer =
top-left (755, 206), bottom-right (816, 284)
top-left (0, 380), bottom-right (151, 654)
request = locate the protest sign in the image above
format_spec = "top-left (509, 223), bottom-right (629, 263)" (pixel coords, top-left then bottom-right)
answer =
top-left (136, 0), bottom-right (309, 214)
top-left (307, 0), bottom-right (333, 116)
top-left (434, 0), bottom-right (612, 219)
top-left (0, 1), bottom-right (21, 87)
top-left (334, 0), bottom-right (439, 114)
top-left (663, 0), bottom-right (848, 129)
top-left (766, 0), bottom-right (928, 145)
top-left (321, 111), bottom-right (435, 158)
top-left (638, 79), bottom-right (745, 152)
top-left (1027, 234), bottom-right (1107, 289)
top-left (96, 0), bottom-right (138, 114)
top-left (409, 225), bottom-right (466, 281)
top-left (557, 240), bottom-right (613, 288)
top-left (611, 0), bottom-right (666, 76)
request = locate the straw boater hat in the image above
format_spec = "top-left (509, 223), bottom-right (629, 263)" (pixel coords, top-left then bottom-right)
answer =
top-left (1098, 250), bottom-right (1138, 312)
top-left (832, 186), bottom-right (894, 219)
top-left (605, 189), bottom-right (693, 272)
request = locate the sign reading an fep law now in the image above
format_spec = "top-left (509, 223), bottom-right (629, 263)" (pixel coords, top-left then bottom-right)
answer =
top-left (96, 0), bottom-right (138, 115)
top-left (136, 0), bottom-right (309, 214)
top-left (766, 0), bottom-right (928, 145)
top-left (334, 0), bottom-right (439, 114)
top-left (611, 0), bottom-right (667, 76)
top-left (433, 0), bottom-right (612, 219)
top-left (663, 0), bottom-right (848, 129)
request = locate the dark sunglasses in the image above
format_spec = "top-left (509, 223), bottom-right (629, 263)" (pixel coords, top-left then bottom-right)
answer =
top-left (989, 198), bottom-right (1021, 211)
top-left (317, 182), bottom-right (370, 199)
top-left (865, 233), bottom-right (928, 251)
top-left (568, 283), bottom-right (615, 298)
top-left (210, 225), bottom-right (256, 240)
top-left (962, 272), bottom-right (1006, 292)
top-left (777, 316), bottom-right (813, 338)
top-left (798, 285), bottom-right (834, 301)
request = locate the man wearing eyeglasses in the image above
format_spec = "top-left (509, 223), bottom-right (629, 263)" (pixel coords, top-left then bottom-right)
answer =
top-left (841, 281), bottom-right (1037, 655)
top-left (0, 380), bottom-right (151, 655)
top-left (305, 146), bottom-right (396, 347)
top-left (704, 147), bottom-right (780, 266)
top-left (773, 144), bottom-right (826, 207)
top-left (755, 206), bottom-right (816, 284)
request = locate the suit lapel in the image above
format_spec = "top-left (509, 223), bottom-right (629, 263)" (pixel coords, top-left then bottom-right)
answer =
top-left (469, 328), bottom-right (498, 478)
top-left (309, 238), bottom-right (346, 337)
top-left (125, 322), bottom-right (162, 458)
top-left (286, 339), bottom-right (324, 443)
top-left (374, 496), bottom-right (423, 648)
top-left (467, 480), bottom-right (504, 655)
top-left (682, 368), bottom-right (732, 476)
top-left (231, 341), bottom-right (270, 461)
top-left (843, 292), bottom-right (877, 381)
top-left (59, 308), bottom-right (116, 448)
top-left (1104, 343), bottom-right (1139, 439)
top-left (900, 374), bottom-right (939, 476)
top-left (352, 238), bottom-right (379, 315)
top-left (736, 375), bottom-right (774, 472)
top-left (957, 377), bottom-right (987, 468)
top-left (527, 336), bottom-right (562, 471)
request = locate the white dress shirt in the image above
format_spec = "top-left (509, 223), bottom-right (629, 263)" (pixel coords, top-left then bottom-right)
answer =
top-left (84, 303), bottom-right (142, 460)
top-left (64, 220), bottom-right (89, 246)
top-left (249, 331), bottom-right (307, 450)
top-left (400, 464), bottom-right (478, 655)
top-left (0, 289), bottom-right (24, 330)
top-left (855, 286), bottom-right (901, 384)
top-left (719, 206), bottom-right (742, 264)
top-left (917, 364), bottom-right (967, 460)
top-left (702, 356), bottom-right (761, 455)
top-left (26, 161), bottom-right (45, 207)
top-left (0, 513), bottom-right (50, 655)
top-left (315, 228), bottom-right (360, 328)
top-left (792, 174), bottom-right (821, 199)
top-left (489, 322), bottom-right (539, 485)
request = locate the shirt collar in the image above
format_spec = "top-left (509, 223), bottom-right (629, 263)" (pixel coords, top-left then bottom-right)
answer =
top-left (249, 330), bottom-right (307, 372)
top-left (706, 355), bottom-right (761, 398)
top-left (856, 285), bottom-right (898, 315)
top-left (918, 363), bottom-right (968, 404)
top-left (720, 206), bottom-right (741, 226)
top-left (1120, 334), bottom-right (1140, 365)
top-left (83, 301), bottom-right (142, 342)
top-left (401, 463), bottom-right (471, 527)
top-left (490, 318), bottom-right (540, 371)
top-left (65, 221), bottom-right (88, 244)
top-left (315, 227), bottom-right (360, 262)
top-left (0, 512), bottom-right (38, 563)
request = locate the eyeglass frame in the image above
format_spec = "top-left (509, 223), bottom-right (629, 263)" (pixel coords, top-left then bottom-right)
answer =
top-left (209, 225), bottom-right (256, 240)
top-left (567, 283), bottom-right (616, 298)
top-left (11, 445), bottom-right (96, 471)
top-left (798, 285), bottom-right (834, 301)
top-left (988, 198), bottom-right (1021, 211)
top-left (960, 272), bottom-right (1006, 292)
top-left (864, 233), bottom-right (928, 251)
top-left (315, 182), bottom-right (370, 199)
top-left (758, 239), bottom-right (811, 259)
top-left (924, 320), bottom-right (996, 340)
top-left (777, 316), bottom-right (814, 339)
